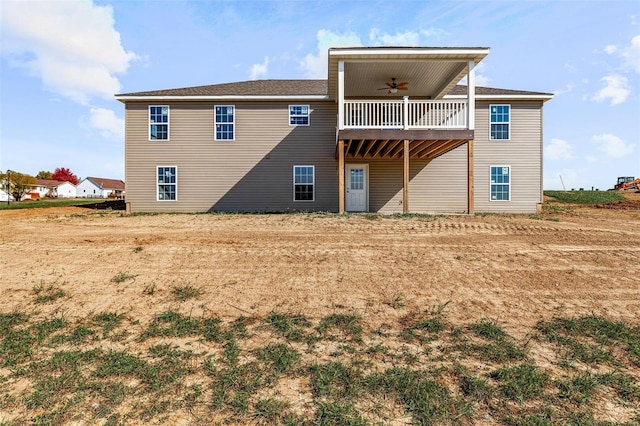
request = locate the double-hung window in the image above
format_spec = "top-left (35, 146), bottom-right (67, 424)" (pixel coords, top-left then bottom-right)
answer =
top-left (149, 106), bottom-right (169, 140)
top-left (215, 105), bottom-right (235, 140)
top-left (289, 105), bottom-right (310, 126)
top-left (490, 104), bottom-right (510, 140)
top-left (293, 165), bottom-right (314, 201)
top-left (157, 166), bottom-right (177, 201)
top-left (490, 166), bottom-right (510, 201)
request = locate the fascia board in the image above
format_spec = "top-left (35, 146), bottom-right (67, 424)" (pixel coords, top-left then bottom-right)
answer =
top-left (116, 95), bottom-right (329, 102)
top-left (444, 94), bottom-right (554, 101)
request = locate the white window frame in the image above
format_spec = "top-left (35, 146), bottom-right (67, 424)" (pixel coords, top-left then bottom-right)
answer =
top-left (214, 105), bottom-right (235, 141)
top-left (289, 105), bottom-right (310, 126)
top-left (489, 104), bottom-right (510, 141)
top-left (149, 105), bottom-right (170, 141)
top-left (157, 165), bottom-right (177, 201)
top-left (489, 165), bottom-right (511, 202)
top-left (293, 165), bottom-right (315, 202)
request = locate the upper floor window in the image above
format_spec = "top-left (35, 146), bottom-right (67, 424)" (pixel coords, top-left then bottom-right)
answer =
top-left (293, 165), bottom-right (314, 201)
top-left (149, 106), bottom-right (169, 140)
top-left (490, 166), bottom-right (510, 201)
top-left (289, 105), bottom-right (310, 126)
top-left (215, 105), bottom-right (235, 140)
top-left (157, 166), bottom-right (177, 201)
top-left (490, 104), bottom-right (510, 140)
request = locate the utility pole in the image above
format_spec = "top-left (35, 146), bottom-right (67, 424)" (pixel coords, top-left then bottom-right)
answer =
top-left (6, 170), bottom-right (12, 205)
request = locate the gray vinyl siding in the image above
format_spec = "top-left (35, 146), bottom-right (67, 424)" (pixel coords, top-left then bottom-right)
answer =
top-left (124, 99), bottom-right (544, 214)
top-left (364, 146), bottom-right (468, 214)
top-left (473, 101), bottom-right (544, 213)
top-left (125, 101), bottom-right (337, 212)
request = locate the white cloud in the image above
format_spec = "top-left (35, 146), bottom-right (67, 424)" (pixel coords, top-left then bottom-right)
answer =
top-left (621, 34), bottom-right (640, 73)
top-left (88, 108), bottom-right (124, 140)
top-left (586, 156), bottom-right (598, 163)
top-left (249, 56), bottom-right (269, 80)
top-left (603, 35), bottom-right (640, 73)
top-left (591, 133), bottom-right (635, 158)
top-left (300, 29), bottom-right (362, 78)
top-left (554, 82), bottom-right (575, 96)
top-left (420, 27), bottom-right (448, 39)
top-left (544, 138), bottom-right (574, 160)
top-left (0, 0), bottom-right (137, 104)
top-left (369, 28), bottom-right (421, 45)
top-left (591, 74), bottom-right (630, 105)
top-left (459, 61), bottom-right (490, 86)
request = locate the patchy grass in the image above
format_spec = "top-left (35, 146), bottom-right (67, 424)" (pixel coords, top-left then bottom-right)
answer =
top-left (171, 284), bottom-right (204, 301)
top-left (544, 190), bottom-right (625, 204)
top-left (110, 272), bottom-right (138, 284)
top-left (32, 283), bottom-right (67, 304)
top-left (0, 197), bottom-right (106, 210)
top-left (1, 309), bottom-right (638, 424)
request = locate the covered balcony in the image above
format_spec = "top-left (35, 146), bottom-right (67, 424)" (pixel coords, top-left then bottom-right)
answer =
top-left (327, 47), bottom-right (490, 214)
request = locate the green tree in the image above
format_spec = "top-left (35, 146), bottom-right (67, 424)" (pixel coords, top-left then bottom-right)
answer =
top-left (36, 170), bottom-right (53, 179)
top-left (0, 171), bottom-right (38, 201)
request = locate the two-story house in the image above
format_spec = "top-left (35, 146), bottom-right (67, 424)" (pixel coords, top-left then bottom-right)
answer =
top-left (116, 46), bottom-right (553, 214)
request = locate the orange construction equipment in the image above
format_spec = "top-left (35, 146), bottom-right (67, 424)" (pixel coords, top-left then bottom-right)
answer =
top-left (614, 176), bottom-right (640, 190)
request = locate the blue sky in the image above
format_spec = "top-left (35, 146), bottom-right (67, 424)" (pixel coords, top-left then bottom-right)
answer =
top-left (1, 0), bottom-right (638, 190)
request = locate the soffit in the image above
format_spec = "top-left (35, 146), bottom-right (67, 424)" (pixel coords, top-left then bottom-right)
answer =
top-left (328, 47), bottom-right (490, 100)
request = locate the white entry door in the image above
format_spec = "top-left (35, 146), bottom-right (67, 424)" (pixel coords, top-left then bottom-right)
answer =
top-left (346, 164), bottom-right (368, 212)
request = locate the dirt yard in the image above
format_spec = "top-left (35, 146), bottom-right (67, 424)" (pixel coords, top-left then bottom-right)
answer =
top-left (1, 197), bottom-right (639, 336)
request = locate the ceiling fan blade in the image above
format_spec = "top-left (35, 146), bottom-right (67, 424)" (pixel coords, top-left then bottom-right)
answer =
top-left (397, 82), bottom-right (408, 86)
top-left (385, 82), bottom-right (394, 88)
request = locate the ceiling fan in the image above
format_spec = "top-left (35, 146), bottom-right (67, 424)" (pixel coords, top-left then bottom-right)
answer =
top-left (377, 78), bottom-right (408, 94)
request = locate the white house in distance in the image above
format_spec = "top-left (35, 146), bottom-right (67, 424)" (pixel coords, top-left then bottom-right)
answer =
top-left (77, 177), bottom-right (125, 198)
top-left (32, 179), bottom-right (77, 198)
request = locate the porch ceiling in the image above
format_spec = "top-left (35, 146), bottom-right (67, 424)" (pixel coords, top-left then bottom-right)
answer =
top-left (336, 129), bottom-right (473, 161)
top-left (328, 47), bottom-right (489, 101)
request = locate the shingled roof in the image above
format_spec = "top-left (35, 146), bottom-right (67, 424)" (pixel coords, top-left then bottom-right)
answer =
top-left (449, 85), bottom-right (553, 97)
top-left (86, 177), bottom-right (125, 191)
top-left (117, 80), bottom-right (552, 99)
top-left (37, 179), bottom-right (68, 188)
top-left (117, 80), bottom-right (328, 97)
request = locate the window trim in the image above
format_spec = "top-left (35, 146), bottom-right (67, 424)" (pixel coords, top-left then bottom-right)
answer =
top-left (489, 104), bottom-right (510, 141)
top-left (489, 165), bottom-right (511, 202)
top-left (293, 165), bottom-right (315, 202)
top-left (156, 165), bottom-right (177, 202)
top-left (289, 105), bottom-right (310, 126)
top-left (149, 105), bottom-right (170, 141)
top-left (214, 105), bottom-right (235, 141)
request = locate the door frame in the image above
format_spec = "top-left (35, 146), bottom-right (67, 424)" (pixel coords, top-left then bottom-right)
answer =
top-left (345, 163), bottom-right (369, 212)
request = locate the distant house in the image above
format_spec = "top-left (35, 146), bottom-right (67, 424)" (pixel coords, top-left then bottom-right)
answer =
top-left (0, 188), bottom-right (11, 202)
top-left (77, 177), bottom-right (125, 198)
top-left (32, 179), bottom-right (77, 198)
top-left (117, 46), bottom-right (553, 214)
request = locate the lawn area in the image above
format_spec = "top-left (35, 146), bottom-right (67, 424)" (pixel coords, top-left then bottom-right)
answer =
top-left (1, 310), bottom-right (638, 425)
top-left (544, 190), bottom-right (625, 205)
top-left (0, 198), bottom-right (107, 210)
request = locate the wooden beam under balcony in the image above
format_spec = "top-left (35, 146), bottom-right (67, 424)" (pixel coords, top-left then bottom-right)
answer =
top-left (338, 129), bottom-right (474, 142)
top-left (336, 129), bottom-right (474, 161)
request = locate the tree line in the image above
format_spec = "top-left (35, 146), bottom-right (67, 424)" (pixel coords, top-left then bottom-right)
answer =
top-left (1, 167), bottom-right (79, 201)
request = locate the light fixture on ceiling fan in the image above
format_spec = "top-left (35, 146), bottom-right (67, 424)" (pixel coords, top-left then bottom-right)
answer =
top-left (377, 78), bottom-right (408, 94)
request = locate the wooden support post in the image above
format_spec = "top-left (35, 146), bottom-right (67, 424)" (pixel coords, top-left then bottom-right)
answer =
top-left (338, 140), bottom-right (345, 213)
top-left (467, 139), bottom-right (474, 214)
top-left (403, 139), bottom-right (409, 213)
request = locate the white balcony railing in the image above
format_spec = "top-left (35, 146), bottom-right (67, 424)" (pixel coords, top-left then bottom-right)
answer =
top-left (342, 99), bottom-right (468, 130)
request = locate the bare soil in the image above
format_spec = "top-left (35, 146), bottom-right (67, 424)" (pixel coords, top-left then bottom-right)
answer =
top-left (1, 196), bottom-right (639, 336)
